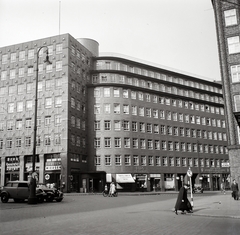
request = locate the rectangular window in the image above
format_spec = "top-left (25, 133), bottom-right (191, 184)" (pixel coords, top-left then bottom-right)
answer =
top-left (25, 118), bottom-right (32, 129)
top-left (104, 137), bottom-right (111, 148)
top-left (113, 88), bottom-right (120, 97)
top-left (94, 138), bottom-right (101, 148)
top-left (227, 36), bottom-right (240, 54)
top-left (104, 120), bottom-right (111, 131)
top-left (16, 137), bottom-right (22, 148)
top-left (114, 120), bottom-right (121, 131)
top-left (133, 155), bottom-right (139, 166)
top-left (123, 104), bottom-right (129, 114)
top-left (132, 105), bottom-right (137, 115)
top-left (56, 61), bottom-right (62, 71)
top-left (104, 87), bottom-right (110, 97)
top-left (25, 136), bottom-right (31, 147)
top-left (105, 155), bottom-right (111, 166)
top-left (132, 121), bottom-right (137, 132)
top-left (95, 155), bottom-right (101, 166)
top-left (16, 119), bottom-right (22, 130)
top-left (141, 155), bottom-right (147, 166)
top-left (124, 155), bottom-right (131, 166)
top-left (6, 138), bottom-right (13, 149)
top-left (231, 65), bottom-right (240, 83)
top-left (114, 104), bottom-right (120, 114)
top-left (26, 100), bottom-right (33, 111)
top-left (19, 51), bottom-right (25, 61)
top-left (140, 139), bottom-right (146, 149)
top-left (10, 69), bottom-right (16, 79)
top-left (234, 95), bottom-right (240, 111)
top-left (45, 116), bottom-right (51, 126)
top-left (224, 9), bottom-right (237, 26)
top-left (115, 155), bottom-right (121, 166)
top-left (154, 124), bottom-right (159, 134)
top-left (124, 137), bottom-right (130, 148)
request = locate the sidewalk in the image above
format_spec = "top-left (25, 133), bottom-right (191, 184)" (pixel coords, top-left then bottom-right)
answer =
top-left (65, 190), bottom-right (240, 219)
top-left (189, 191), bottom-right (240, 219)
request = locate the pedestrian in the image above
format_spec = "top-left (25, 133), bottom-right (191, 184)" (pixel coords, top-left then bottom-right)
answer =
top-left (109, 182), bottom-right (116, 197)
top-left (231, 179), bottom-right (239, 200)
top-left (174, 184), bottom-right (193, 215)
top-left (221, 180), bottom-right (225, 194)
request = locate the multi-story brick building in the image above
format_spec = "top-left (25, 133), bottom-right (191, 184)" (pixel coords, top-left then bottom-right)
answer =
top-left (0, 33), bottom-right (230, 192)
top-left (212, 0), bottom-right (240, 183)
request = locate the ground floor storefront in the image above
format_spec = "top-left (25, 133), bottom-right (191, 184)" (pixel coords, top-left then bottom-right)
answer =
top-left (0, 155), bottom-right (231, 193)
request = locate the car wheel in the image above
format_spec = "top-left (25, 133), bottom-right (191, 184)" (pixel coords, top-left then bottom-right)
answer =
top-left (37, 196), bottom-right (44, 203)
top-left (1, 194), bottom-right (9, 203)
top-left (56, 198), bottom-right (63, 202)
top-left (46, 195), bottom-right (54, 202)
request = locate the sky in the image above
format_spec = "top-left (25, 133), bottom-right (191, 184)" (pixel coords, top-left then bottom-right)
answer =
top-left (0, 0), bottom-right (221, 81)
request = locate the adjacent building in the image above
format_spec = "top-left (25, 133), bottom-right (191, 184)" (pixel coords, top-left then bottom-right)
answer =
top-left (0, 33), bottom-right (230, 192)
top-left (212, 0), bottom-right (240, 183)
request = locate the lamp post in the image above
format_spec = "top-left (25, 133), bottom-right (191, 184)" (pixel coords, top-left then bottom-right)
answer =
top-left (28, 46), bottom-right (52, 204)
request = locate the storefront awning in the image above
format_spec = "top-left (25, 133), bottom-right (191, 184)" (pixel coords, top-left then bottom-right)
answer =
top-left (116, 174), bottom-right (135, 183)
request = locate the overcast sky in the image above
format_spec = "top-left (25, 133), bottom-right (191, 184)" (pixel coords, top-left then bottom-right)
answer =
top-left (0, 0), bottom-right (220, 81)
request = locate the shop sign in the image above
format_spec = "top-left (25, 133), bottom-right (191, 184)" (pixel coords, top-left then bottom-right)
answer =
top-left (150, 174), bottom-right (161, 178)
top-left (5, 157), bottom-right (20, 172)
top-left (45, 158), bottom-right (61, 171)
top-left (203, 168), bottom-right (229, 173)
top-left (221, 162), bottom-right (230, 167)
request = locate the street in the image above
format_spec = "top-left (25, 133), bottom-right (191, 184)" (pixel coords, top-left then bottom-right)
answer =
top-left (0, 193), bottom-right (239, 235)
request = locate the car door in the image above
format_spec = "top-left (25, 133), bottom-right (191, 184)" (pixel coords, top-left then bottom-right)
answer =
top-left (17, 183), bottom-right (29, 199)
top-left (7, 183), bottom-right (18, 198)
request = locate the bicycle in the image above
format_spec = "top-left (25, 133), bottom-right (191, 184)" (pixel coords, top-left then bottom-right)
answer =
top-left (102, 190), bottom-right (118, 197)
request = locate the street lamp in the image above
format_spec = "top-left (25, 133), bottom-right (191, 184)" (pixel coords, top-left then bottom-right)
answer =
top-left (28, 46), bottom-right (52, 204)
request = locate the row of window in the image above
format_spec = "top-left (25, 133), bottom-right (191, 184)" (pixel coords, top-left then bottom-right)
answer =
top-left (0, 78), bottom-right (63, 97)
top-left (0, 44), bottom-right (62, 64)
top-left (94, 87), bottom-right (224, 113)
top-left (0, 61), bottom-right (62, 81)
top-left (94, 154), bottom-right (226, 168)
top-left (93, 103), bottom-right (226, 127)
top-left (93, 76), bottom-right (223, 104)
top-left (93, 120), bottom-right (227, 141)
top-left (0, 135), bottom-right (61, 149)
top-left (0, 96), bottom-right (63, 113)
top-left (93, 137), bottom-right (227, 154)
top-left (0, 115), bottom-right (86, 131)
top-left (0, 135), bottom-right (86, 149)
top-left (94, 61), bottom-right (223, 94)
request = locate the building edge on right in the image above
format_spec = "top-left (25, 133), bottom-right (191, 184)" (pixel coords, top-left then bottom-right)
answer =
top-left (211, 0), bottom-right (240, 183)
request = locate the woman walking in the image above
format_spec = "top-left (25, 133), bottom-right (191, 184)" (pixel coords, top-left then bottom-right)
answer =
top-left (174, 184), bottom-right (193, 215)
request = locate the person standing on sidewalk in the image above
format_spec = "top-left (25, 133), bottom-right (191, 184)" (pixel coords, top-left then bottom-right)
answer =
top-left (231, 179), bottom-right (239, 200)
top-left (221, 180), bottom-right (226, 194)
top-left (174, 184), bottom-right (193, 215)
top-left (109, 182), bottom-right (116, 197)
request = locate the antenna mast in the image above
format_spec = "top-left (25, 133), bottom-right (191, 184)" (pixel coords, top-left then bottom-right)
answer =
top-left (59, 1), bottom-right (61, 35)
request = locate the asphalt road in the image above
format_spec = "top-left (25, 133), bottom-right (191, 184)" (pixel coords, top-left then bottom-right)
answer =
top-left (0, 194), bottom-right (239, 235)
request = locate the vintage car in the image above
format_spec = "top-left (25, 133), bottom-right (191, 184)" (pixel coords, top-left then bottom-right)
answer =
top-left (36, 184), bottom-right (63, 202)
top-left (0, 181), bottom-right (46, 203)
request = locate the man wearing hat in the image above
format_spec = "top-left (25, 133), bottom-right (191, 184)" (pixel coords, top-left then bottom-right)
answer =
top-left (174, 183), bottom-right (193, 215)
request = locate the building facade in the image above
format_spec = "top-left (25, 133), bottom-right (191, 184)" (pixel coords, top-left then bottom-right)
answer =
top-left (212, 0), bottom-right (240, 183)
top-left (87, 55), bottom-right (230, 192)
top-left (0, 33), bottom-right (230, 192)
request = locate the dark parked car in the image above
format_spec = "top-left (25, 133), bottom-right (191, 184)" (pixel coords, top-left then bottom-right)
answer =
top-left (0, 181), bottom-right (46, 203)
top-left (37, 184), bottom-right (63, 202)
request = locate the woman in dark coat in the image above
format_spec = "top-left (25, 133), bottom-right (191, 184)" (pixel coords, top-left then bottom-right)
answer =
top-left (174, 184), bottom-right (193, 215)
top-left (231, 179), bottom-right (239, 200)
